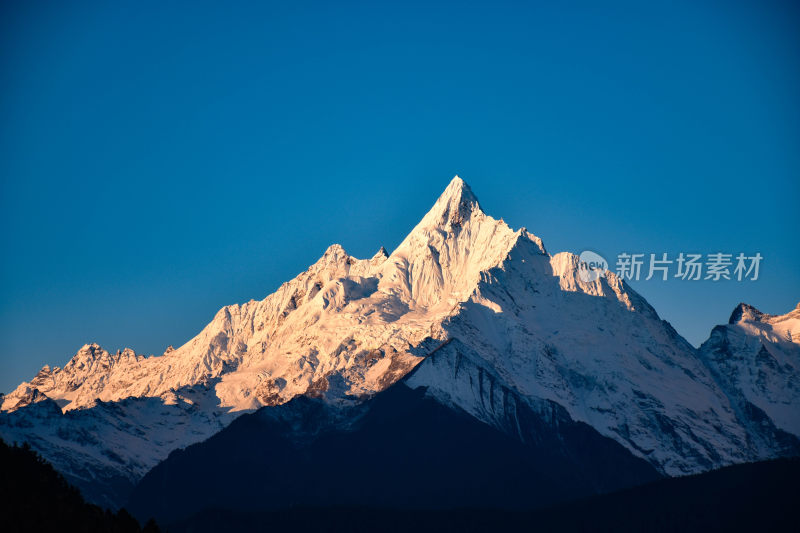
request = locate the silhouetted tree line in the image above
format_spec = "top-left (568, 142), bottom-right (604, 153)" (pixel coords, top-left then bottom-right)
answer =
top-left (0, 438), bottom-right (159, 533)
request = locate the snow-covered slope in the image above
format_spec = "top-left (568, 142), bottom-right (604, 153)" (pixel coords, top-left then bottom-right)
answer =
top-left (1, 176), bottom-right (798, 507)
top-left (1, 245), bottom-right (419, 414)
top-left (699, 302), bottom-right (800, 437)
top-left (0, 381), bottom-right (232, 508)
top-left (396, 191), bottom-right (795, 474)
top-left (0, 177), bottom-right (525, 418)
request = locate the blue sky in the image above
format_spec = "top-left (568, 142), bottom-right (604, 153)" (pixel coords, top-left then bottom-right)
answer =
top-left (1, 0), bottom-right (798, 393)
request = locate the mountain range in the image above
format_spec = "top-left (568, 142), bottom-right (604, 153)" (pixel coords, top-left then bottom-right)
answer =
top-left (1, 176), bottom-right (798, 519)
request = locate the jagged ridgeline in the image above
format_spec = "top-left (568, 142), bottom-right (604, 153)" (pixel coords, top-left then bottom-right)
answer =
top-left (1, 177), bottom-right (798, 513)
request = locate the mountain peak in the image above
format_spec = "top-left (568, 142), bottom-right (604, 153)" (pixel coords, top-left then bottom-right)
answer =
top-left (729, 303), bottom-right (767, 324)
top-left (419, 175), bottom-right (482, 229)
top-left (323, 243), bottom-right (346, 256)
top-left (441, 175), bottom-right (479, 205)
top-left (310, 243), bottom-right (350, 269)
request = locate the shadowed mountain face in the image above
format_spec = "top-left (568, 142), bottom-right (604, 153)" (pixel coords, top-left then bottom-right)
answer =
top-left (127, 380), bottom-right (660, 526)
top-left (699, 302), bottom-right (800, 438)
top-left (159, 458), bottom-right (800, 533)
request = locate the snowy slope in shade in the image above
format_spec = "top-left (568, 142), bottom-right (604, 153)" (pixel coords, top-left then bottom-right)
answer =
top-left (0, 381), bottom-right (232, 508)
top-left (1, 176), bottom-right (798, 506)
top-left (699, 302), bottom-right (800, 437)
top-left (399, 202), bottom-right (790, 474)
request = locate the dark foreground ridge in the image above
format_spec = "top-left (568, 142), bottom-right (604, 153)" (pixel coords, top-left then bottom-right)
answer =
top-left (167, 457), bottom-right (800, 533)
top-left (0, 438), bottom-right (160, 533)
top-left (128, 382), bottom-right (660, 525)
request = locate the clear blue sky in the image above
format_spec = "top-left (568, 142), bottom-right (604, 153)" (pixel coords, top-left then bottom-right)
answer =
top-left (1, 0), bottom-right (798, 393)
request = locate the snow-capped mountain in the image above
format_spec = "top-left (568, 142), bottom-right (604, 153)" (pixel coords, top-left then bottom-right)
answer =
top-left (699, 302), bottom-right (800, 438)
top-left (1, 176), bottom-right (798, 508)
